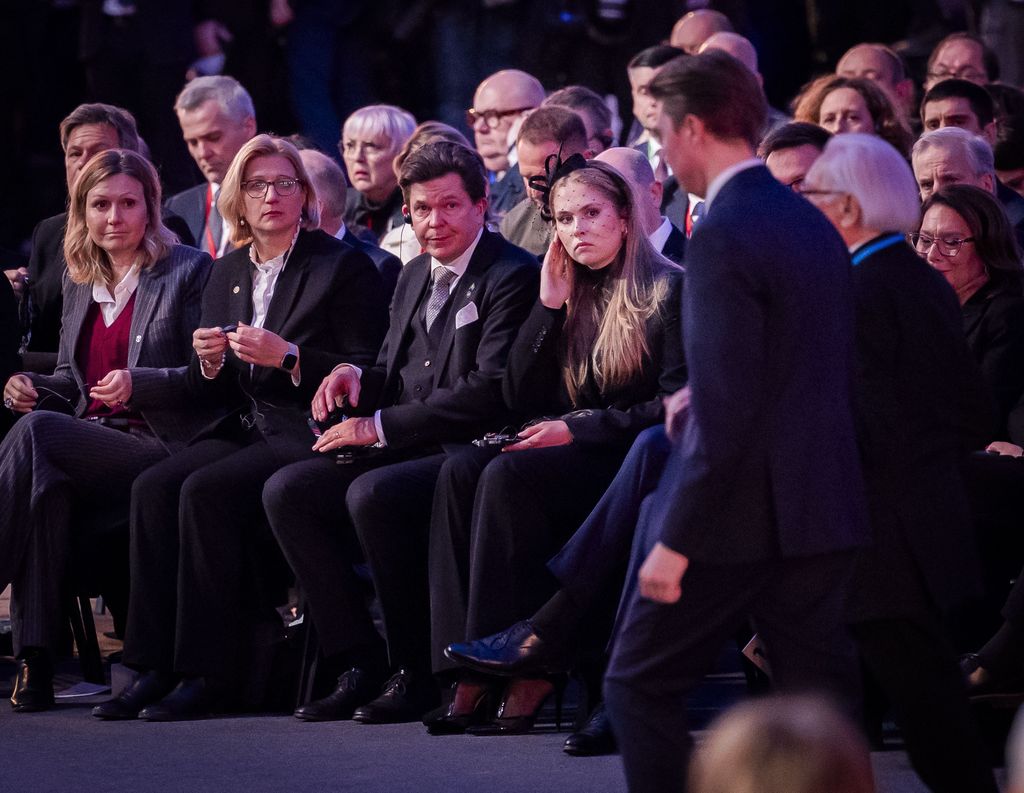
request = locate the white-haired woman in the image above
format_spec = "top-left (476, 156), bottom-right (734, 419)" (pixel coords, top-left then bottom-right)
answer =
top-left (803, 133), bottom-right (999, 793)
top-left (340, 104), bottom-right (416, 242)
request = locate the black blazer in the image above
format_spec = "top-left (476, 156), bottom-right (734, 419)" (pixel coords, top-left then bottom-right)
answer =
top-left (0, 275), bottom-right (19, 384)
top-left (847, 239), bottom-right (993, 619)
top-left (342, 229), bottom-right (402, 303)
top-left (503, 269), bottom-right (686, 450)
top-left (188, 229), bottom-right (388, 445)
top-left (961, 277), bottom-right (1024, 443)
top-left (356, 229), bottom-right (539, 449)
top-left (344, 187), bottom-right (405, 243)
top-left (29, 245), bottom-right (214, 452)
top-left (660, 224), bottom-right (686, 264)
top-left (650, 165), bottom-right (869, 563)
top-left (165, 183), bottom-right (208, 248)
top-left (27, 211), bottom-right (196, 357)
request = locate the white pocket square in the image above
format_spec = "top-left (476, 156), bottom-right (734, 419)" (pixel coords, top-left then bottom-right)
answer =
top-left (455, 302), bottom-right (479, 329)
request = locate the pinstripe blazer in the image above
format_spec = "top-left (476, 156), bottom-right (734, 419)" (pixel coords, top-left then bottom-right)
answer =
top-left (28, 244), bottom-right (217, 452)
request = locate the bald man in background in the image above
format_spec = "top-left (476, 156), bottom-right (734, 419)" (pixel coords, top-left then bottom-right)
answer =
top-left (594, 147), bottom-right (686, 264)
top-left (468, 69), bottom-right (546, 223)
top-left (837, 43), bottom-right (915, 121)
top-left (669, 9), bottom-right (733, 54)
top-left (698, 31), bottom-right (788, 136)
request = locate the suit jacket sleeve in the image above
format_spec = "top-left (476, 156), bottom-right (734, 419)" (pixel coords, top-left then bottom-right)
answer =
top-left (974, 296), bottom-right (1024, 441)
top-left (28, 267), bottom-right (87, 407)
top-left (501, 300), bottom-right (569, 420)
top-left (656, 232), bottom-right (771, 556)
top-left (377, 258), bottom-right (539, 446)
top-left (293, 245), bottom-right (387, 401)
top-left (129, 248), bottom-right (213, 408)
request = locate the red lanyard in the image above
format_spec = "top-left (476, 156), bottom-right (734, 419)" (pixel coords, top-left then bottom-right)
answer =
top-left (204, 184), bottom-right (218, 258)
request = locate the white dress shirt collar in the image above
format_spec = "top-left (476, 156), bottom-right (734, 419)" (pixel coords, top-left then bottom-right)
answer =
top-left (648, 216), bottom-right (674, 255)
top-left (92, 263), bottom-right (140, 326)
top-left (333, 221), bottom-right (348, 242)
top-left (248, 226), bottom-right (300, 329)
top-left (703, 158), bottom-right (763, 211)
top-left (429, 227), bottom-right (483, 292)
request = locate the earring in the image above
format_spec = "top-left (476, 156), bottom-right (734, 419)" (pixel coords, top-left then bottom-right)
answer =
top-left (239, 218), bottom-right (246, 226)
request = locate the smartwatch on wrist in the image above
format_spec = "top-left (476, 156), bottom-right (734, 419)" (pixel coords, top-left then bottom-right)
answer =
top-left (281, 342), bottom-right (299, 372)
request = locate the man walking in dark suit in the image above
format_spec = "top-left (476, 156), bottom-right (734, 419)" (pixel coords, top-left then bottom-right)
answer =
top-left (603, 51), bottom-right (870, 793)
top-left (165, 76), bottom-right (257, 259)
top-left (263, 141), bottom-right (539, 724)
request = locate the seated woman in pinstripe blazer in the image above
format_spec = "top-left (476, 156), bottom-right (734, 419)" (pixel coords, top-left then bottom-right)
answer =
top-left (0, 149), bottom-right (212, 713)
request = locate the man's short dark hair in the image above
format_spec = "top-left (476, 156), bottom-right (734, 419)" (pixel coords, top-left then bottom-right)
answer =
top-left (628, 45), bottom-right (687, 71)
top-left (398, 140), bottom-right (487, 204)
top-left (59, 103), bottom-right (140, 152)
top-left (544, 86), bottom-right (613, 145)
top-left (649, 50), bottom-right (767, 148)
top-left (921, 78), bottom-right (996, 127)
top-left (516, 106), bottom-right (588, 150)
top-left (757, 122), bottom-right (832, 160)
top-left (927, 32), bottom-right (1000, 83)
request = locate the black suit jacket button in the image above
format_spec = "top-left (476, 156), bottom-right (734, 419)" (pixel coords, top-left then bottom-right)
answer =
top-left (414, 385), bottom-right (423, 392)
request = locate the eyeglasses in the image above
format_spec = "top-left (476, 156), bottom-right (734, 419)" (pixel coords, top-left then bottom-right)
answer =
top-left (800, 188), bottom-right (846, 201)
top-left (465, 106), bottom-right (533, 131)
top-left (241, 178), bottom-right (303, 198)
top-left (927, 67), bottom-right (987, 83)
top-left (910, 232), bottom-right (976, 257)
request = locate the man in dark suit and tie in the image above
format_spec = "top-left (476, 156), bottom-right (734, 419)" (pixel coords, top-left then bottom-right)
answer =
top-left (165, 75), bottom-right (257, 260)
top-left (263, 141), bottom-right (539, 724)
top-left (603, 51), bottom-right (869, 793)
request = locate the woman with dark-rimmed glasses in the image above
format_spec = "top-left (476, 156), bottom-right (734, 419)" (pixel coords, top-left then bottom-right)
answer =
top-left (92, 134), bottom-right (388, 723)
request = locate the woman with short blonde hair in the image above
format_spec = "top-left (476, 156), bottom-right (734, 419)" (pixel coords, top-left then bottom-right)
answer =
top-left (218, 133), bottom-right (320, 247)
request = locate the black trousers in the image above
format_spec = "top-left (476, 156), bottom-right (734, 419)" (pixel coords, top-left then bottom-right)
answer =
top-left (429, 442), bottom-right (629, 674)
top-left (604, 505), bottom-right (860, 793)
top-left (264, 449), bottom-right (447, 677)
top-left (123, 433), bottom-right (311, 678)
top-left (851, 615), bottom-right (998, 793)
top-left (0, 411), bottom-right (165, 655)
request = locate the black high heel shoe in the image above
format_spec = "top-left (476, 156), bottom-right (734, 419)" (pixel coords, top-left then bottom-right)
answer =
top-left (423, 680), bottom-right (496, 735)
top-left (467, 675), bottom-right (567, 736)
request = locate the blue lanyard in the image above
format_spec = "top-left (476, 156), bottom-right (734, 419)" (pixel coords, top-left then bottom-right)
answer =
top-left (851, 233), bottom-right (904, 266)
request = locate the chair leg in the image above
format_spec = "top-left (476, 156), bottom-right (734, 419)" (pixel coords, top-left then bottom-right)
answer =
top-left (72, 595), bottom-right (105, 685)
top-left (295, 614), bottom-right (320, 710)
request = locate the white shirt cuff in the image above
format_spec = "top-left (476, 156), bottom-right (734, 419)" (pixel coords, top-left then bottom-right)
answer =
top-left (373, 410), bottom-right (387, 446)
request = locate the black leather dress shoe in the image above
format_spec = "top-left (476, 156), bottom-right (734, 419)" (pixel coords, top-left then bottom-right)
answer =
top-left (294, 668), bottom-right (380, 722)
top-left (445, 621), bottom-right (567, 677)
top-left (92, 670), bottom-right (178, 720)
top-left (352, 670), bottom-right (438, 724)
top-left (10, 650), bottom-right (54, 713)
top-left (563, 702), bottom-right (617, 756)
top-left (138, 677), bottom-right (225, 722)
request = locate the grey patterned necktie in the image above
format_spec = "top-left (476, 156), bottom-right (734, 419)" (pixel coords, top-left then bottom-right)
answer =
top-left (425, 267), bottom-right (457, 330)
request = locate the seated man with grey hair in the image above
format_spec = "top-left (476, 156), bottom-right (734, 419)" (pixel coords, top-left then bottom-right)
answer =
top-left (299, 148), bottom-right (402, 301)
top-left (593, 147), bottom-right (686, 263)
top-left (11, 103), bottom-right (193, 372)
top-left (167, 75), bottom-right (258, 259)
top-left (912, 126), bottom-right (1024, 243)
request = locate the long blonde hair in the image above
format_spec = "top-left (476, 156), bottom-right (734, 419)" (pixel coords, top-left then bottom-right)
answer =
top-left (550, 162), bottom-right (678, 404)
top-left (64, 149), bottom-right (176, 286)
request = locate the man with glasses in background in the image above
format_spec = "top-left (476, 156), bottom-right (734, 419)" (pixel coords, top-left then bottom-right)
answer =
top-left (466, 70), bottom-right (546, 223)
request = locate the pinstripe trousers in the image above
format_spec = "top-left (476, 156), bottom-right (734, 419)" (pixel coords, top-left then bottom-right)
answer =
top-left (0, 410), bottom-right (166, 655)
